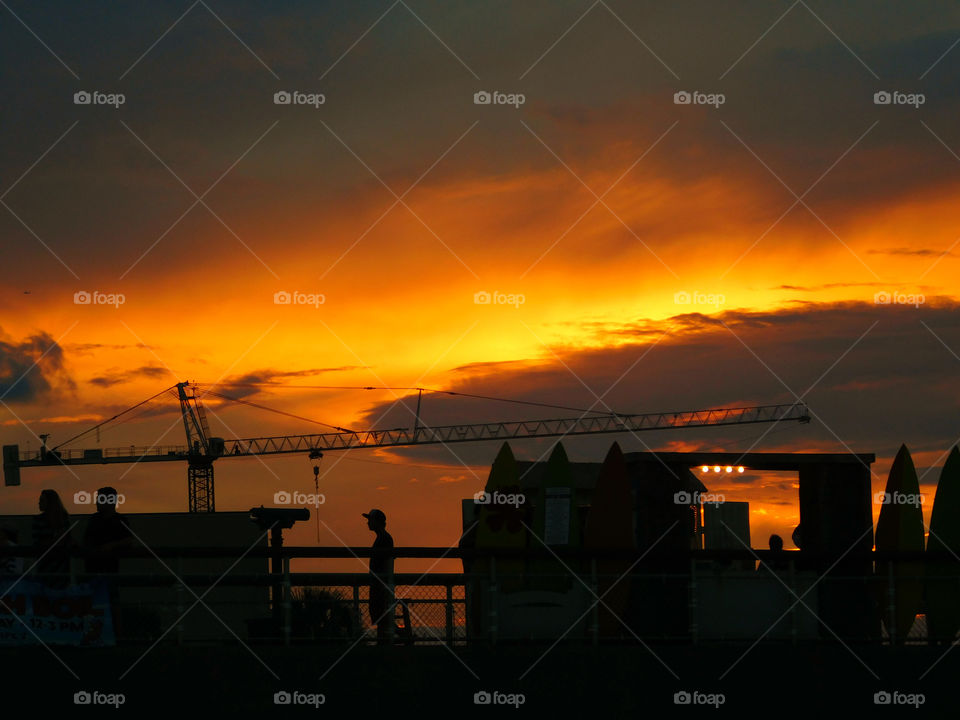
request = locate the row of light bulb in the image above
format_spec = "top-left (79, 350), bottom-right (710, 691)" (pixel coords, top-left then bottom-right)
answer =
top-left (700, 465), bottom-right (745, 473)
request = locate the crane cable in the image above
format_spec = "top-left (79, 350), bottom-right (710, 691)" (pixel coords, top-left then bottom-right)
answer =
top-left (201, 383), bottom-right (624, 417)
top-left (52, 384), bottom-right (179, 450)
top-left (199, 388), bottom-right (356, 433)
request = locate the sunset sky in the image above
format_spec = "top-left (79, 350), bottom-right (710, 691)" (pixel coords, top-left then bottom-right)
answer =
top-left (2, 1), bottom-right (960, 567)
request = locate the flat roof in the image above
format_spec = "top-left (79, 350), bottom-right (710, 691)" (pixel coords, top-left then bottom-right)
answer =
top-left (624, 451), bottom-right (875, 471)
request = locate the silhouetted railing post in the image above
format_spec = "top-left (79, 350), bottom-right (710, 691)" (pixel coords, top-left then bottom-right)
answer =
top-left (887, 563), bottom-right (896, 645)
top-left (489, 555), bottom-right (498, 646)
top-left (445, 584), bottom-right (454, 645)
top-left (688, 558), bottom-right (698, 645)
top-left (589, 558), bottom-right (598, 646)
top-left (387, 578), bottom-right (395, 644)
top-left (282, 557), bottom-right (291, 646)
top-left (176, 555), bottom-right (184, 645)
top-left (789, 558), bottom-right (797, 646)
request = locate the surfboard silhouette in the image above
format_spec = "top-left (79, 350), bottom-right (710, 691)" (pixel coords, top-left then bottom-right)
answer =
top-left (874, 444), bottom-right (925, 643)
top-left (583, 442), bottom-right (635, 637)
top-left (925, 446), bottom-right (960, 643)
top-left (475, 442), bottom-right (526, 592)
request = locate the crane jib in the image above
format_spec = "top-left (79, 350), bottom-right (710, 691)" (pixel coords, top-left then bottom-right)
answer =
top-left (6, 403), bottom-right (809, 468)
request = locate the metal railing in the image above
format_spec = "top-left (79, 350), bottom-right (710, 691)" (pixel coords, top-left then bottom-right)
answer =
top-left (0, 547), bottom-right (956, 646)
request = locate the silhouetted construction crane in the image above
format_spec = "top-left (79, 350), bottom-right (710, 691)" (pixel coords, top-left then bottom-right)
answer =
top-left (2, 382), bottom-right (810, 512)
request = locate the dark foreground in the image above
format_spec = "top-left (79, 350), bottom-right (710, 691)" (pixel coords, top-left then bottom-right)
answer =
top-left (3, 641), bottom-right (956, 714)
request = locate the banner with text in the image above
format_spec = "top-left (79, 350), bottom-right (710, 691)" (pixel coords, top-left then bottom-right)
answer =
top-left (0, 579), bottom-right (115, 646)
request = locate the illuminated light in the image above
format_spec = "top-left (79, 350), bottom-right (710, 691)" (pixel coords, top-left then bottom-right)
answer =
top-left (737, 466), bottom-right (744, 473)
top-left (701, 465), bottom-right (710, 473)
top-left (725, 466), bottom-right (733, 473)
top-left (713, 466), bottom-right (721, 473)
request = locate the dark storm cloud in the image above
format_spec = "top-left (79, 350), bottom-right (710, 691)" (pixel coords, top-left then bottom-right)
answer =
top-left (215, 366), bottom-right (367, 398)
top-left (3, 1), bottom-right (960, 285)
top-left (357, 300), bottom-right (960, 467)
top-left (88, 364), bottom-right (170, 388)
top-left (0, 327), bottom-right (74, 401)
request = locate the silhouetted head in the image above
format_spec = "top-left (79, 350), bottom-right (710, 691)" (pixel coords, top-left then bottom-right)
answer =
top-left (769, 534), bottom-right (784, 552)
top-left (38, 489), bottom-right (69, 527)
top-left (1, 527), bottom-right (16, 544)
top-left (363, 509), bottom-right (386, 531)
top-left (96, 486), bottom-right (120, 514)
top-left (791, 524), bottom-right (803, 550)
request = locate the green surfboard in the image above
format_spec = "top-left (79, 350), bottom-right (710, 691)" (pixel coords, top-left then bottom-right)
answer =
top-left (584, 442), bottom-right (635, 636)
top-left (925, 446), bottom-right (960, 643)
top-left (475, 442), bottom-right (527, 592)
top-left (874, 444), bottom-right (925, 643)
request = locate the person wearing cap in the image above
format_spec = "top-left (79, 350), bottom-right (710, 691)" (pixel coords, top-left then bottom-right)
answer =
top-left (363, 509), bottom-right (394, 643)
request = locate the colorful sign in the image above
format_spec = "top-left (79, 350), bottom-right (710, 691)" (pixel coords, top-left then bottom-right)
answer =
top-left (0, 579), bottom-right (115, 646)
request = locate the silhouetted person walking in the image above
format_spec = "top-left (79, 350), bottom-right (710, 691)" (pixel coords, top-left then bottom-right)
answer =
top-left (363, 509), bottom-right (394, 644)
top-left (83, 487), bottom-right (134, 573)
top-left (32, 489), bottom-right (74, 587)
top-left (83, 487), bottom-right (134, 636)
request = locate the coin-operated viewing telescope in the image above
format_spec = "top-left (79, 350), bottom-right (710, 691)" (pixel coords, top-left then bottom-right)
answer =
top-left (249, 505), bottom-right (310, 627)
